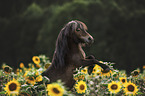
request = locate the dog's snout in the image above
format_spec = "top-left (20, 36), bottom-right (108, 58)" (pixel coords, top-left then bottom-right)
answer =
top-left (88, 36), bottom-right (94, 44)
top-left (88, 37), bottom-right (92, 41)
top-left (88, 36), bottom-right (94, 41)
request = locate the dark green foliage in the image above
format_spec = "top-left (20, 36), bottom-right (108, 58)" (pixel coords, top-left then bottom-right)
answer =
top-left (0, 0), bottom-right (145, 73)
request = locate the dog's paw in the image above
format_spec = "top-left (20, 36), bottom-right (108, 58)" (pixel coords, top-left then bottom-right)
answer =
top-left (103, 67), bottom-right (111, 73)
top-left (88, 65), bottom-right (95, 75)
top-left (101, 64), bottom-right (111, 72)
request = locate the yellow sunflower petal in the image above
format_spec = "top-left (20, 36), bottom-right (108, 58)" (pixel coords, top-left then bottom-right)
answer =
top-left (92, 64), bottom-right (101, 74)
top-left (47, 83), bottom-right (64, 96)
top-left (25, 76), bottom-right (36, 85)
top-left (4, 78), bottom-right (21, 95)
top-left (81, 67), bottom-right (88, 74)
top-left (75, 80), bottom-right (87, 94)
top-left (123, 81), bottom-right (138, 95)
top-left (108, 81), bottom-right (121, 94)
top-left (36, 75), bottom-right (43, 82)
top-left (119, 77), bottom-right (127, 84)
top-left (20, 63), bottom-right (25, 68)
top-left (32, 56), bottom-right (40, 65)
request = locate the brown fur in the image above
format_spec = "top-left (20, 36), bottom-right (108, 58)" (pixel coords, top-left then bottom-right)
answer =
top-left (42, 20), bottom-right (110, 89)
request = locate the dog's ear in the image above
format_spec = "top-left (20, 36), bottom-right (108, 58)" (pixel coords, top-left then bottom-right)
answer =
top-left (67, 21), bottom-right (78, 32)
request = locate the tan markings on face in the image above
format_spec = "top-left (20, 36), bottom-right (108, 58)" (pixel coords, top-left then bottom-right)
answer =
top-left (75, 23), bottom-right (88, 38)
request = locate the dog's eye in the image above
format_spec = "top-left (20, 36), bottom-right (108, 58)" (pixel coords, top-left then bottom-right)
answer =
top-left (76, 28), bottom-right (81, 32)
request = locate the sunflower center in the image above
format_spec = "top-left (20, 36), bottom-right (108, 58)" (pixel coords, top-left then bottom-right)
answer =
top-left (111, 84), bottom-right (118, 90)
top-left (4, 67), bottom-right (10, 72)
top-left (80, 84), bottom-right (85, 90)
top-left (35, 58), bottom-right (39, 61)
top-left (9, 83), bottom-right (17, 91)
top-left (53, 88), bottom-right (60, 94)
top-left (128, 85), bottom-right (134, 92)
top-left (122, 79), bottom-right (126, 83)
top-left (83, 70), bottom-right (86, 72)
top-left (29, 77), bottom-right (34, 81)
top-left (134, 71), bottom-right (139, 76)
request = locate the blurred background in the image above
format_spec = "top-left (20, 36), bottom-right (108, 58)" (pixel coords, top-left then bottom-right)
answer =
top-left (0, 0), bottom-right (145, 74)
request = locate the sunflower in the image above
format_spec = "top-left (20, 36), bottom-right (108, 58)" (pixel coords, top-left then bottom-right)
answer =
top-left (47, 83), bottom-right (64, 96)
top-left (32, 56), bottom-right (40, 65)
top-left (143, 65), bottom-right (145, 69)
top-left (35, 71), bottom-right (40, 76)
top-left (123, 81), bottom-right (138, 95)
top-left (92, 64), bottom-right (101, 74)
top-left (81, 67), bottom-right (88, 74)
top-left (74, 74), bottom-right (85, 81)
top-left (108, 81), bottom-right (121, 94)
top-left (36, 64), bottom-right (41, 68)
top-left (112, 71), bottom-right (119, 79)
top-left (119, 77), bottom-right (127, 84)
top-left (45, 63), bottom-right (51, 69)
top-left (32, 64), bottom-right (35, 68)
top-left (16, 68), bottom-right (20, 75)
top-left (20, 63), bottom-right (25, 68)
top-left (4, 78), bottom-right (21, 95)
top-left (36, 75), bottom-right (43, 82)
top-left (131, 70), bottom-right (140, 77)
top-left (24, 71), bottom-right (28, 77)
top-left (75, 80), bottom-right (87, 94)
top-left (3, 65), bottom-right (12, 74)
top-left (25, 76), bottom-right (36, 85)
top-left (101, 69), bottom-right (112, 77)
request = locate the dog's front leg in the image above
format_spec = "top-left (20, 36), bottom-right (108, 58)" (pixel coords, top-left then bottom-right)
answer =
top-left (85, 55), bottom-right (95, 74)
top-left (81, 58), bottom-right (110, 72)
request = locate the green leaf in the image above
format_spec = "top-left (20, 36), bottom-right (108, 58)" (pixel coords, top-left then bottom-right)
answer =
top-left (137, 92), bottom-right (143, 95)
top-left (0, 91), bottom-right (6, 94)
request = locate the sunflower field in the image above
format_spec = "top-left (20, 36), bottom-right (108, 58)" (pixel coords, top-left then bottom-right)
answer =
top-left (0, 55), bottom-right (145, 96)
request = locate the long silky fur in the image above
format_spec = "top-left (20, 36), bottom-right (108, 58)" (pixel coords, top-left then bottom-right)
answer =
top-left (51, 21), bottom-right (77, 69)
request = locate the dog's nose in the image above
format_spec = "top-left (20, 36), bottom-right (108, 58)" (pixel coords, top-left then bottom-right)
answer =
top-left (87, 36), bottom-right (94, 45)
top-left (88, 36), bottom-right (94, 44)
top-left (88, 37), bottom-right (92, 41)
